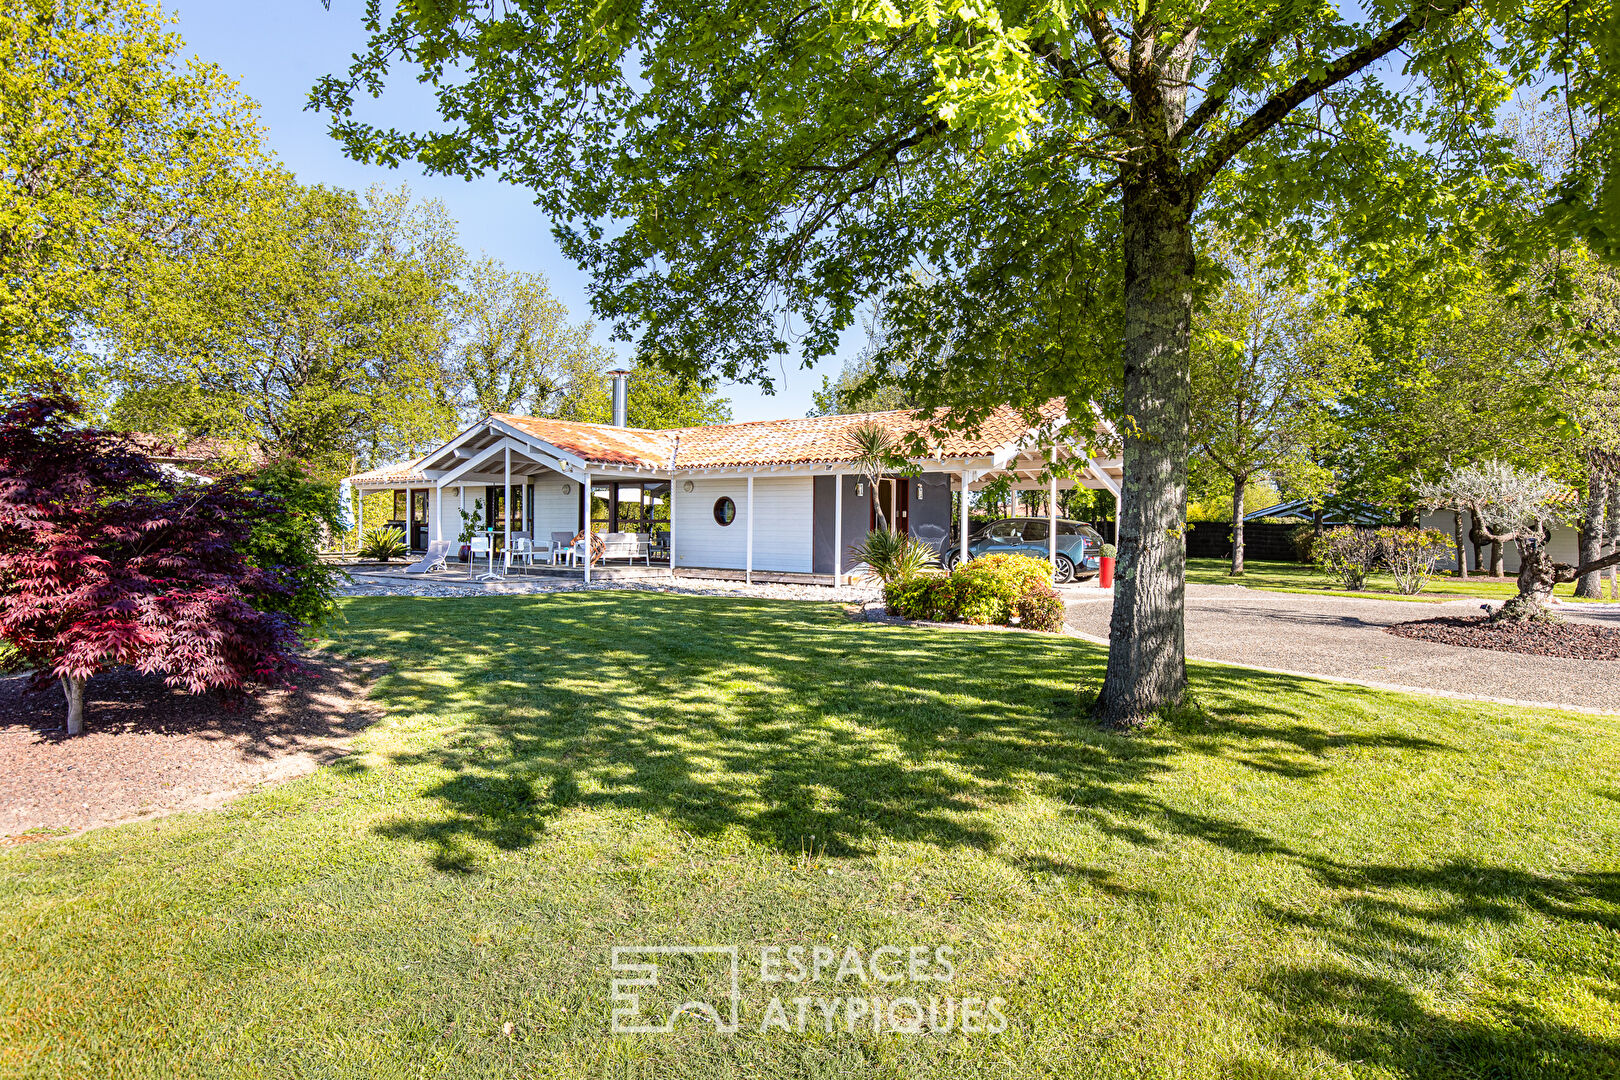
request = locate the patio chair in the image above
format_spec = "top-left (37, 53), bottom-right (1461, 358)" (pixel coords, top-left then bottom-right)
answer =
top-left (403, 539), bottom-right (452, 575)
top-left (510, 536), bottom-right (534, 568)
top-left (550, 531), bottom-right (576, 566)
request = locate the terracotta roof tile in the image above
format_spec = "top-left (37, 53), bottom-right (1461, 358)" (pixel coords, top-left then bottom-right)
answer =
top-left (348, 462), bottom-right (426, 485)
top-left (493, 414), bottom-right (676, 467)
top-left (348, 400), bottom-right (1072, 482)
top-left (667, 399), bottom-right (1069, 469)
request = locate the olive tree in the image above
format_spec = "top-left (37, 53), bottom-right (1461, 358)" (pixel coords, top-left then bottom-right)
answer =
top-left (1420, 460), bottom-right (1620, 621)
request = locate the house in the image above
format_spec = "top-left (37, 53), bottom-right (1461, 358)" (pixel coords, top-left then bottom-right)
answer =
top-left (344, 371), bottom-right (1123, 585)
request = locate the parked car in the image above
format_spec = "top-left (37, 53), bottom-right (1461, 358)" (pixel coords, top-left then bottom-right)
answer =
top-left (944, 517), bottom-right (1105, 583)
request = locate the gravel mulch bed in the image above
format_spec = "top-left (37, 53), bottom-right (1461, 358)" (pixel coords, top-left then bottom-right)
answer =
top-left (0, 656), bottom-right (382, 841)
top-left (340, 574), bottom-right (880, 603)
top-left (1386, 615), bottom-right (1620, 661)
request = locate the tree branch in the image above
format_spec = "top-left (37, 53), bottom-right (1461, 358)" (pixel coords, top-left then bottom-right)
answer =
top-left (1187, 0), bottom-right (1474, 190)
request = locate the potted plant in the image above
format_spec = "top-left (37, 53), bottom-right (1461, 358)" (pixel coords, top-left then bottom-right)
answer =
top-left (457, 499), bottom-right (484, 562)
top-left (1098, 542), bottom-right (1117, 589)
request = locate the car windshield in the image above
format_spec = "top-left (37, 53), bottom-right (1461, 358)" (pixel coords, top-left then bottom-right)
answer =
top-left (1057, 520), bottom-right (1104, 541)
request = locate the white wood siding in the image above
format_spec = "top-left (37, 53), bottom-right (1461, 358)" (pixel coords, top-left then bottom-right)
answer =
top-left (531, 476), bottom-right (579, 541)
top-left (675, 477), bottom-right (813, 573)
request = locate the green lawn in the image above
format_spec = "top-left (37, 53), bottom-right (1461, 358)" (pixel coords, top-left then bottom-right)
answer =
top-left (2, 593), bottom-right (1618, 1078)
top-left (1186, 556), bottom-right (1601, 603)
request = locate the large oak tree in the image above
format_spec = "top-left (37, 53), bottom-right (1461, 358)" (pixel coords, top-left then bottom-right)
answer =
top-left (315, 0), bottom-right (1611, 725)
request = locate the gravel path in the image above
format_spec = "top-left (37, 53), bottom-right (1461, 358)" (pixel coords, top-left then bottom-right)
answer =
top-left (1064, 585), bottom-right (1620, 713)
top-left (339, 570), bottom-right (880, 604)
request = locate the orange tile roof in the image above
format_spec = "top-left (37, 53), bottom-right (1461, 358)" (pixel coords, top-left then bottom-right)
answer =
top-left (348, 462), bottom-right (426, 484)
top-left (494, 414), bottom-right (677, 467)
top-left (349, 400), bottom-right (1073, 482)
top-left (668, 400), bottom-right (1069, 469)
top-left (495, 400), bottom-right (1068, 470)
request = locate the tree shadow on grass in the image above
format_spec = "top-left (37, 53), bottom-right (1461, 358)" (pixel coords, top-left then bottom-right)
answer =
top-left (330, 594), bottom-right (1465, 875)
top-left (1251, 860), bottom-right (1620, 1075)
top-left (332, 593), bottom-right (1619, 1069)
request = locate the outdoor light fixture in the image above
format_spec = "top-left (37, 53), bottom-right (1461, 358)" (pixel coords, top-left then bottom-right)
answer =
top-left (916, 482), bottom-right (924, 500)
top-left (561, 483), bottom-right (571, 495)
top-left (856, 482), bottom-right (865, 497)
top-left (682, 480), bottom-right (695, 493)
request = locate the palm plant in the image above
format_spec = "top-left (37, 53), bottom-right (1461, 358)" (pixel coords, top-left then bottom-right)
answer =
top-left (850, 528), bottom-right (937, 583)
top-left (359, 526), bottom-right (407, 563)
top-left (844, 420), bottom-right (908, 530)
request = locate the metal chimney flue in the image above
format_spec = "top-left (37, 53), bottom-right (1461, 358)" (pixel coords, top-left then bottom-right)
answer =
top-left (608, 368), bottom-right (630, 427)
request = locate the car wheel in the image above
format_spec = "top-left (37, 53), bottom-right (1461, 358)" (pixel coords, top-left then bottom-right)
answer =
top-left (943, 551), bottom-right (959, 571)
top-left (1054, 555), bottom-right (1075, 584)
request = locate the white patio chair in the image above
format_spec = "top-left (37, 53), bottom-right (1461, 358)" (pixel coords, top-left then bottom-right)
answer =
top-left (510, 536), bottom-right (533, 568)
top-left (403, 539), bottom-right (452, 575)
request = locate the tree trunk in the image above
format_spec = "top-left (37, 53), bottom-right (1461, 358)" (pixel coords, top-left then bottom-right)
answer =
top-left (1468, 512), bottom-right (1486, 573)
top-left (1452, 510), bottom-right (1466, 579)
top-left (1609, 479), bottom-right (1620, 600)
top-left (1230, 474), bottom-right (1246, 576)
top-left (1494, 539), bottom-right (1558, 622)
top-left (61, 676), bottom-right (85, 736)
top-left (1490, 540), bottom-right (1504, 577)
top-left (1095, 177), bottom-right (1193, 729)
top-left (1575, 463), bottom-right (1607, 598)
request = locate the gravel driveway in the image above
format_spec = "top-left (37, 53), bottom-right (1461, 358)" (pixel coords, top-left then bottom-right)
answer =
top-left (1064, 585), bottom-right (1620, 713)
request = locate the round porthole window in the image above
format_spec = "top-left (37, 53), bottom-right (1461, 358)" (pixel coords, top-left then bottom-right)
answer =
top-left (713, 496), bottom-right (736, 526)
top-left (561, 483), bottom-right (571, 495)
top-left (682, 480), bottom-right (695, 493)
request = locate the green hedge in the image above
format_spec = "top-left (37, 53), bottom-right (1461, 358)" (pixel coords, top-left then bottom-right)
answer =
top-left (883, 553), bottom-right (1063, 632)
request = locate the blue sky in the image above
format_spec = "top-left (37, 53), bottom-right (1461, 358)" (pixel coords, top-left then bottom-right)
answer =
top-left (164, 0), bottom-right (848, 422)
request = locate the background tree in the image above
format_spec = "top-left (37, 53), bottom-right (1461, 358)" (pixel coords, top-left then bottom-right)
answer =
top-left (446, 257), bottom-right (611, 422)
top-left (240, 460), bottom-right (345, 631)
top-left (0, 395), bottom-right (309, 735)
top-left (0, 0), bottom-right (260, 399)
top-left (809, 308), bottom-right (928, 417)
top-left (553, 363), bottom-right (732, 429)
top-left (317, 0), bottom-right (1601, 727)
top-left (1190, 246), bottom-right (1367, 574)
top-left (1420, 460), bottom-right (1620, 621)
top-left (104, 174), bottom-right (461, 474)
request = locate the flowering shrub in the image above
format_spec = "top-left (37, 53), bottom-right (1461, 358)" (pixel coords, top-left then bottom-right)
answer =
top-left (882, 553), bottom-right (1060, 631)
top-left (1313, 526), bottom-right (1382, 590)
top-left (1377, 526), bottom-right (1453, 594)
top-left (1014, 587), bottom-right (1065, 632)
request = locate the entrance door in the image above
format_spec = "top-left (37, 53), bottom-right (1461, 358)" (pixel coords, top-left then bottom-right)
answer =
top-left (410, 490), bottom-right (429, 551)
top-left (869, 478), bottom-right (910, 535)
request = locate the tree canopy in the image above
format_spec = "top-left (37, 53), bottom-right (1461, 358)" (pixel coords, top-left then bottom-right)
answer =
top-left (0, 0), bottom-right (260, 400)
top-left (0, 395), bottom-right (311, 735)
top-left (105, 174), bottom-right (464, 474)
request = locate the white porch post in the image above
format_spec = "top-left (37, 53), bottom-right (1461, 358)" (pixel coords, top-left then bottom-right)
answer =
top-left (959, 471), bottom-right (970, 568)
top-left (503, 444), bottom-right (512, 572)
top-left (1049, 449), bottom-right (1058, 570)
top-left (745, 473), bottom-right (755, 585)
top-left (431, 486), bottom-right (441, 544)
top-left (833, 471), bottom-right (844, 583)
top-left (668, 473), bottom-right (678, 579)
top-left (582, 473), bottom-right (592, 584)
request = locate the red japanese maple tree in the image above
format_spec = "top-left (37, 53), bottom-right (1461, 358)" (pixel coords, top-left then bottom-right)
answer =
top-left (0, 395), bottom-right (306, 734)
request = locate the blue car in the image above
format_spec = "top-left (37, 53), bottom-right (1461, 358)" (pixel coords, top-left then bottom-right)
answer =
top-left (944, 517), bottom-right (1105, 583)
